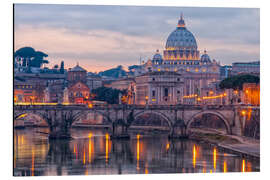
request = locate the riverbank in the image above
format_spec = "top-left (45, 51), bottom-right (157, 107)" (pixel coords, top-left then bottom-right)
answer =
top-left (189, 128), bottom-right (260, 161)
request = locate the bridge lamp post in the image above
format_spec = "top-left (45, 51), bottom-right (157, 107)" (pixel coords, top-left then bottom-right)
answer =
top-left (241, 110), bottom-right (247, 130)
top-left (145, 96), bottom-right (149, 105)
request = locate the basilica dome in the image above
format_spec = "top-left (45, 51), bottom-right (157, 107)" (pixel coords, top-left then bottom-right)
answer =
top-left (163, 14), bottom-right (200, 61)
top-left (165, 15), bottom-right (197, 50)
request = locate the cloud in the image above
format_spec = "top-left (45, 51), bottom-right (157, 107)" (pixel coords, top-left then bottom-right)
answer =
top-left (14, 4), bottom-right (260, 72)
top-left (15, 25), bottom-right (163, 72)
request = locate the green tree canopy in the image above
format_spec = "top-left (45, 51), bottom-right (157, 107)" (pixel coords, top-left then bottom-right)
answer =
top-left (14, 47), bottom-right (49, 68)
top-left (219, 74), bottom-right (260, 90)
top-left (91, 86), bottom-right (127, 104)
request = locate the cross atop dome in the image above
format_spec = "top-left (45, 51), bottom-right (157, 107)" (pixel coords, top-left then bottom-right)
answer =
top-left (177, 13), bottom-right (185, 28)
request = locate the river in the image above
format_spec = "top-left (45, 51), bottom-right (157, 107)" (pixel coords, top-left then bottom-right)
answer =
top-left (13, 127), bottom-right (260, 176)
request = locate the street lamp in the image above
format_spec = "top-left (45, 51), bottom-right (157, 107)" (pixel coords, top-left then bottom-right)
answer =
top-left (145, 96), bottom-right (149, 105)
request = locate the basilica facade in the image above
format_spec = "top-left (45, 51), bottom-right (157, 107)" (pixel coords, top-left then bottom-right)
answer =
top-left (132, 14), bottom-right (221, 105)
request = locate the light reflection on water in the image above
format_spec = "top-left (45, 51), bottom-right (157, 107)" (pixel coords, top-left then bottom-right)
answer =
top-left (13, 128), bottom-right (260, 176)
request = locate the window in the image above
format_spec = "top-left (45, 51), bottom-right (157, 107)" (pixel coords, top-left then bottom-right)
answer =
top-left (177, 78), bottom-right (180, 81)
top-left (152, 78), bottom-right (155, 81)
top-left (177, 90), bottom-right (180, 94)
top-left (152, 90), bottom-right (156, 97)
top-left (164, 88), bottom-right (168, 97)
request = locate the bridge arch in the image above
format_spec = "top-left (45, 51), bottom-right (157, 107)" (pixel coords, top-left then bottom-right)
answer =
top-left (14, 111), bottom-right (49, 126)
top-left (71, 110), bottom-right (112, 125)
top-left (186, 110), bottom-right (232, 135)
top-left (132, 110), bottom-right (173, 129)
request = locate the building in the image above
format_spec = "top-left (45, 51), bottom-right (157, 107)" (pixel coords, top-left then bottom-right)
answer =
top-left (105, 78), bottom-right (135, 91)
top-left (131, 14), bottom-right (221, 104)
top-left (14, 72), bottom-right (66, 103)
top-left (134, 71), bottom-right (184, 105)
top-left (220, 65), bottom-right (232, 80)
top-left (242, 83), bottom-right (260, 105)
top-left (14, 78), bottom-right (40, 103)
top-left (232, 61), bottom-right (260, 76)
top-left (86, 74), bottom-right (102, 91)
top-left (66, 64), bottom-right (90, 104)
top-left (67, 82), bottom-right (91, 104)
top-left (67, 63), bottom-right (87, 84)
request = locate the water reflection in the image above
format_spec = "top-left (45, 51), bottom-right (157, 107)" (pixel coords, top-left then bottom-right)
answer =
top-left (14, 128), bottom-right (260, 176)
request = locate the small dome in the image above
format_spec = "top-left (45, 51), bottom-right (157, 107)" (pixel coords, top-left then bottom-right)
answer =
top-left (201, 50), bottom-right (211, 63)
top-left (152, 49), bottom-right (162, 60)
top-left (69, 63), bottom-right (87, 72)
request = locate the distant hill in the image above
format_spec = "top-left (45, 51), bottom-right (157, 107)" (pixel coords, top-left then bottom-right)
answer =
top-left (98, 65), bottom-right (127, 78)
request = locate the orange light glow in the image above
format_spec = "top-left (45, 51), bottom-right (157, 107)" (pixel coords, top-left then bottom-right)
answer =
top-left (136, 134), bottom-right (140, 170)
top-left (21, 136), bottom-right (24, 145)
top-left (213, 147), bottom-right (217, 171)
top-left (83, 148), bottom-right (86, 165)
top-left (183, 94), bottom-right (198, 99)
top-left (31, 147), bottom-right (35, 176)
top-left (88, 134), bottom-right (92, 163)
top-left (166, 142), bottom-right (170, 151)
top-left (193, 145), bottom-right (197, 168)
top-left (105, 133), bottom-right (109, 163)
top-left (242, 159), bottom-right (246, 172)
top-left (223, 161), bottom-right (227, 173)
top-left (17, 114), bottom-right (28, 119)
top-left (241, 110), bottom-right (246, 116)
top-left (88, 104), bottom-right (93, 108)
top-left (202, 94), bottom-right (225, 100)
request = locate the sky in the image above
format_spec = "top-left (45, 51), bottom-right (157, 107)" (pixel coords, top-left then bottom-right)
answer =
top-left (14, 4), bottom-right (260, 72)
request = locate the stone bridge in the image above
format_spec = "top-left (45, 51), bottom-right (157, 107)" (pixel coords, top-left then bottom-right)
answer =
top-left (14, 104), bottom-right (259, 139)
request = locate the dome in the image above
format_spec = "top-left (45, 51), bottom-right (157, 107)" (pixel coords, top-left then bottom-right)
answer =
top-left (152, 49), bottom-right (162, 60)
top-left (200, 50), bottom-right (211, 63)
top-left (165, 14), bottom-right (197, 50)
top-left (70, 63), bottom-right (87, 72)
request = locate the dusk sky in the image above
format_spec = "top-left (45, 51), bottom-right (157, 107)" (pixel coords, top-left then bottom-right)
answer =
top-left (14, 4), bottom-right (260, 72)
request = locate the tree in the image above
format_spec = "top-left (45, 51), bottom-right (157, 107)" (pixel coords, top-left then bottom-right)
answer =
top-left (14, 47), bottom-right (36, 67)
top-left (91, 87), bottom-right (127, 104)
top-left (219, 74), bottom-right (260, 90)
top-left (60, 61), bottom-right (65, 74)
top-left (14, 47), bottom-right (49, 68)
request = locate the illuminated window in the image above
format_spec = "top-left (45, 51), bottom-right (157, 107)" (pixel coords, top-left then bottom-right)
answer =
top-left (202, 68), bottom-right (206, 72)
top-left (158, 68), bottom-right (161, 71)
top-left (186, 68), bottom-right (190, 72)
top-left (195, 68), bottom-right (199, 72)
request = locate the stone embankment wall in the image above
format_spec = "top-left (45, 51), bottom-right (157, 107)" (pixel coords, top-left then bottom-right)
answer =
top-left (243, 109), bottom-right (260, 139)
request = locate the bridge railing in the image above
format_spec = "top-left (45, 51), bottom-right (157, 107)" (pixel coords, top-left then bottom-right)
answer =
top-left (14, 103), bottom-right (259, 110)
